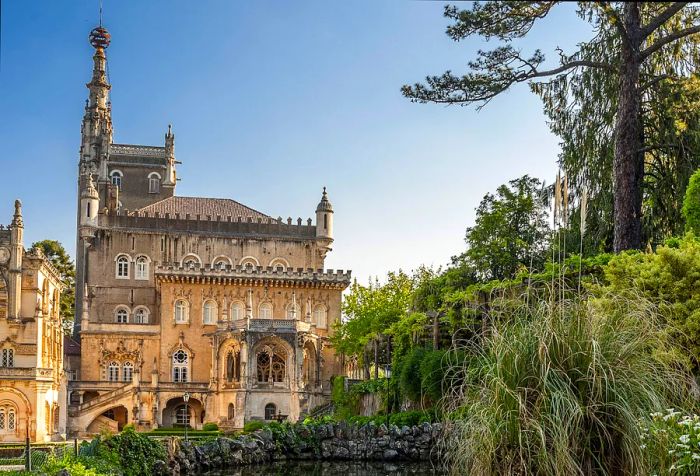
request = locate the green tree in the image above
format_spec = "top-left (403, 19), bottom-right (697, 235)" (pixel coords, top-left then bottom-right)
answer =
top-left (459, 175), bottom-right (550, 281)
top-left (403, 2), bottom-right (700, 252)
top-left (683, 168), bottom-right (700, 234)
top-left (32, 240), bottom-right (75, 332)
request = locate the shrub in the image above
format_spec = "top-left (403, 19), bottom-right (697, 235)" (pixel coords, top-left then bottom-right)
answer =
top-left (399, 347), bottom-right (428, 402)
top-left (441, 295), bottom-right (692, 475)
top-left (683, 169), bottom-right (700, 234)
top-left (202, 422), bottom-right (219, 431)
top-left (243, 421), bottom-right (266, 433)
top-left (641, 409), bottom-right (700, 475)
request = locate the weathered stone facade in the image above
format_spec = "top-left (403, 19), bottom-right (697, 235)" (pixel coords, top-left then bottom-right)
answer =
top-left (68, 26), bottom-right (350, 435)
top-left (0, 201), bottom-right (67, 442)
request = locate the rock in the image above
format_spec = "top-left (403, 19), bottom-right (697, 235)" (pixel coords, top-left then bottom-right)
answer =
top-left (383, 449), bottom-right (399, 460)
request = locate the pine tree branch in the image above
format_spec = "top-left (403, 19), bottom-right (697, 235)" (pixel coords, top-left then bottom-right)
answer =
top-left (640, 2), bottom-right (690, 39)
top-left (640, 74), bottom-right (675, 91)
top-left (597, 2), bottom-right (629, 43)
top-left (640, 25), bottom-right (700, 60)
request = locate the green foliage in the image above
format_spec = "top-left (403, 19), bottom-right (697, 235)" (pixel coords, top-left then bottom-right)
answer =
top-left (398, 347), bottom-right (427, 402)
top-left (598, 234), bottom-right (700, 370)
top-left (460, 175), bottom-right (550, 281)
top-left (201, 422), bottom-right (219, 431)
top-left (441, 294), bottom-right (692, 475)
top-left (243, 421), bottom-right (266, 434)
top-left (642, 409), bottom-right (700, 475)
top-left (31, 239), bottom-right (76, 332)
top-left (346, 410), bottom-right (436, 428)
top-left (683, 169), bottom-right (700, 234)
top-left (105, 427), bottom-right (166, 476)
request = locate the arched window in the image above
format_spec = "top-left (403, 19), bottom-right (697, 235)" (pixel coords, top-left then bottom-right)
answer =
top-left (314, 305), bottom-right (328, 329)
top-left (122, 362), bottom-right (133, 382)
top-left (108, 361), bottom-right (120, 382)
top-left (240, 257), bottom-right (259, 270)
top-left (133, 307), bottom-right (149, 324)
top-left (0, 405), bottom-right (16, 432)
top-left (230, 301), bottom-right (244, 321)
top-left (148, 172), bottom-right (161, 194)
top-left (213, 258), bottom-right (231, 271)
top-left (135, 256), bottom-right (149, 280)
top-left (257, 352), bottom-right (285, 383)
top-left (174, 300), bottom-right (189, 324)
top-left (182, 255), bottom-right (201, 270)
top-left (264, 403), bottom-right (277, 421)
top-left (175, 405), bottom-right (190, 426)
top-left (259, 302), bottom-right (272, 319)
top-left (1, 349), bottom-right (13, 367)
top-left (202, 300), bottom-right (217, 325)
top-left (228, 403), bottom-right (235, 420)
top-left (115, 308), bottom-right (129, 323)
top-left (269, 258), bottom-right (290, 272)
top-left (116, 255), bottom-right (130, 279)
top-left (172, 350), bottom-right (189, 382)
top-left (286, 303), bottom-right (300, 319)
top-left (110, 170), bottom-right (123, 189)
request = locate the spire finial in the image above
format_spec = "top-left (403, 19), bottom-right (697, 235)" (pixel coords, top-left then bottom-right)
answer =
top-left (12, 200), bottom-right (23, 228)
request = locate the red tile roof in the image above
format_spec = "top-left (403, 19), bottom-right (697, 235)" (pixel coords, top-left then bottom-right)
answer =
top-left (137, 196), bottom-right (272, 221)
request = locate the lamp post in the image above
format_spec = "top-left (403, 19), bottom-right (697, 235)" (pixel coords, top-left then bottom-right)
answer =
top-left (183, 392), bottom-right (190, 442)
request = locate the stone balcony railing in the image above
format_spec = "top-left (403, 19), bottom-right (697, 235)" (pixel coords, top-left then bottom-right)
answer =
top-left (217, 318), bottom-right (311, 333)
top-left (0, 367), bottom-right (54, 381)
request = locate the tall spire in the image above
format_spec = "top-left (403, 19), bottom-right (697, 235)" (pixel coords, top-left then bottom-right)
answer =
top-left (87, 26), bottom-right (111, 109)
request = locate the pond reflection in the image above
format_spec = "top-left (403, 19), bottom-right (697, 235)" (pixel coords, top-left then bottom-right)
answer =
top-left (205, 460), bottom-right (445, 475)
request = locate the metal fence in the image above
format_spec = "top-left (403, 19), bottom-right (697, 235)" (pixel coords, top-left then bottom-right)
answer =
top-left (0, 440), bottom-right (75, 472)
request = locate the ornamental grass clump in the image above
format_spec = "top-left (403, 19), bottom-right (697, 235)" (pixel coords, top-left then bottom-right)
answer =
top-left (440, 293), bottom-right (692, 476)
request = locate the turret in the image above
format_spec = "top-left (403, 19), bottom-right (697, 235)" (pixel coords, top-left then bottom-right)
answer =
top-left (163, 124), bottom-right (177, 188)
top-left (79, 174), bottom-right (99, 232)
top-left (7, 200), bottom-right (24, 320)
top-left (315, 187), bottom-right (334, 240)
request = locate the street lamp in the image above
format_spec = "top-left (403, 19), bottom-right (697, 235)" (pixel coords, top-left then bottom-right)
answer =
top-left (183, 392), bottom-right (190, 442)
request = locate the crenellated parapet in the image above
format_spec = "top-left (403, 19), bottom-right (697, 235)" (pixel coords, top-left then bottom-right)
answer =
top-left (98, 210), bottom-right (318, 240)
top-left (155, 264), bottom-right (351, 289)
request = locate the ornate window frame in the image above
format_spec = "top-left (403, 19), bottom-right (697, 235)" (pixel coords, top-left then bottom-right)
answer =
top-left (115, 254), bottom-right (132, 279)
top-left (134, 255), bottom-right (150, 280)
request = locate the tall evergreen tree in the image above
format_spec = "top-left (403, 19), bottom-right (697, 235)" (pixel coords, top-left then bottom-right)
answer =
top-left (403, 2), bottom-right (700, 251)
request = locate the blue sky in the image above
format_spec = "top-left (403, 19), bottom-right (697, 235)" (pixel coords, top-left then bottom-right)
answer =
top-left (0, 1), bottom-right (591, 283)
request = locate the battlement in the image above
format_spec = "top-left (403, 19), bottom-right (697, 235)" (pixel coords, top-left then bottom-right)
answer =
top-left (99, 209), bottom-right (318, 240)
top-left (155, 263), bottom-right (352, 287)
top-left (109, 144), bottom-right (166, 158)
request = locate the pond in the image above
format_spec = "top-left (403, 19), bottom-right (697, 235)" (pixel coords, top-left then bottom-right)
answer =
top-left (204, 460), bottom-right (446, 475)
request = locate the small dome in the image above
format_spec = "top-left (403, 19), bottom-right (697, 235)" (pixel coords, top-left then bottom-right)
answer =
top-left (316, 187), bottom-right (333, 213)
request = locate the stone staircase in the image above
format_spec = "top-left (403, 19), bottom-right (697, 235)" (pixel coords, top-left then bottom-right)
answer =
top-left (68, 383), bottom-right (135, 436)
top-left (299, 401), bottom-right (334, 422)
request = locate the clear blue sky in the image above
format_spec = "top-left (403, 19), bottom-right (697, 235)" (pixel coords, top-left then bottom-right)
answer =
top-left (0, 1), bottom-right (591, 283)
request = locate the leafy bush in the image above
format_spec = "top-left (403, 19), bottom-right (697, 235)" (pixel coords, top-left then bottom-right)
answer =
top-left (105, 426), bottom-right (166, 476)
top-left (243, 421), bottom-right (266, 433)
top-left (441, 295), bottom-right (692, 475)
top-left (642, 409), bottom-right (700, 475)
top-left (346, 410), bottom-right (435, 427)
top-left (399, 347), bottom-right (427, 402)
top-left (683, 169), bottom-right (700, 234)
top-left (202, 422), bottom-right (219, 431)
top-left (599, 234), bottom-right (700, 370)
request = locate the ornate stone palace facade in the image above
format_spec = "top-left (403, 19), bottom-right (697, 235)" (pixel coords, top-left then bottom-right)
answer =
top-left (0, 201), bottom-right (67, 442)
top-left (67, 26), bottom-right (350, 435)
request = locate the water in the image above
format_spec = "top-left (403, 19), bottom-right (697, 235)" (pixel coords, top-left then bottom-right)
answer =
top-left (205, 460), bottom-right (445, 475)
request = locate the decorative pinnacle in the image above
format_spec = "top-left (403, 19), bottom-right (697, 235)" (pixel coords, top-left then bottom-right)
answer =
top-left (89, 26), bottom-right (111, 49)
top-left (12, 200), bottom-right (23, 228)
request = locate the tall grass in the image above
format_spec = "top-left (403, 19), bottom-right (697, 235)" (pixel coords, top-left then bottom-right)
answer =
top-left (439, 292), bottom-right (693, 475)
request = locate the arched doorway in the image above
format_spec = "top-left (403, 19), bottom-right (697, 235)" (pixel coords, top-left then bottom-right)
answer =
top-left (162, 396), bottom-right (204, 429)
top-left (264, 403), bottom-right (277, 421)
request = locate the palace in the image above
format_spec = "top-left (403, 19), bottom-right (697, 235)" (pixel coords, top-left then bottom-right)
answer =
top-left (0, 201), bottom-right (66, 442)
top-left (67, 26), bottom-right (350, 435)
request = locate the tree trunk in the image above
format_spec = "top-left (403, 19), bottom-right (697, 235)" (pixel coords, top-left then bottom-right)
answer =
top-left (613, 2), bottom-right (644, 252)
top-left (374, 338), bottom-right (379, 380)
top-left (363, 347), bottom-right (370, 380)
top-left (432, 312), bottom-right (440, 350)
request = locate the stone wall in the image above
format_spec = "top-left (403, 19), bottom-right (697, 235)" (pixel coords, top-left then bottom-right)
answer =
top-left (159, 421), bottom-right (442, 475)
